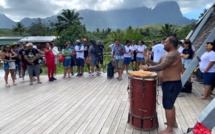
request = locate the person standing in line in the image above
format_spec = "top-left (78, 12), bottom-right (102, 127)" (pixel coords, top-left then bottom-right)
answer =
top-left (88, 40), bottom-right (99, 77)
top-left (19, 42), bottom-right (28, 81)
top-left (96, 40), bottom-right (105, 73)
top-left (198, 42), bottom-right (215, 99)
top-left (62, 43), bottom-right (72, 78)
top-left (11, 42), bottom-right (21, 79)
top-left (152, 39), bottom-right (166, 85)
top-left (140, 36), bottom-right (182, 134)
top-left (82, 38), bottom-right (90, 74)
top-left (24, 43), bottom-right (42, 85)
top-left (123, 40), bottom-right (132, 74)
top-left (112, 39), bottom-right (125, 81)
top-left (74, 40), bottom-right (85, 76)
top-left (51, 40), bottom-right (59, 75)
top-left (136, 40), bottom-right (147, 70)
top-left (181, 39), bottom-right (193, 82)
top-left (69, 41), bottom-right (75, 76)
top-left (44, 43), bottom-right (56, 82)
top-left (108, 40), bottom-right (117, 72)
top-left (1, 45), bottom-right (17, 87)
top-left (131, 40), bottom-right (137, 71)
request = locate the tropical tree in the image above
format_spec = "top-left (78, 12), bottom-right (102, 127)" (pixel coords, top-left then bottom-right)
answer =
top-left (159, 24), bottom-right (178, 38)
top-left (199, 9), bottom-right (207, 19)
top-left (27, 19), bottom-right (54, 36)
top-left (55, 9), bottom-right (83, 34)
top-left (12, 22), bottom-right (26, 36)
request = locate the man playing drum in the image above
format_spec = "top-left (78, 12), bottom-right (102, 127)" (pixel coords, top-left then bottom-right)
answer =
top-left (140, 36), bottom-right (182, 134)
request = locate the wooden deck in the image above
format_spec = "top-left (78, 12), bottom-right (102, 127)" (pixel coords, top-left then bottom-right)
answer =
top-left (0, 72), bottom-right (214, 134)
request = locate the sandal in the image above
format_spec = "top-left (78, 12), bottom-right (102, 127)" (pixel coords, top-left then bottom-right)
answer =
top-left (118, 78), bottom-right (122, 81)
top-left (30, 83), bottom-right (33, 85)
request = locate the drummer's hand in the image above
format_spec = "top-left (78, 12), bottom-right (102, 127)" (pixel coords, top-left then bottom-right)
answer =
top-left (139, 65), bottom-right (148, 71)
top-left (142, 52), bottom-right (149, 61)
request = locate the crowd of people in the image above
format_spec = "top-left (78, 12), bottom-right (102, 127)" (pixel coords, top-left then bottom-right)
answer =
top-left (1, 36), bottom-right (215, 134)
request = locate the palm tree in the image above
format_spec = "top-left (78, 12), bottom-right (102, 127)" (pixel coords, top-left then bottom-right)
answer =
top-left (55, 9), bottom-right (83, 34)
top-left (159, 24), bottom-right (178, 37)
top-left (12, 22), bottom-right (26, 36)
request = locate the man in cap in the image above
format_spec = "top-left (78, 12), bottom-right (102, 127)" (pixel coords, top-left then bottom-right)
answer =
top-left (74, 40), bottom-right (84, 76)
top-left (24, 43), bottom-right (42, 85)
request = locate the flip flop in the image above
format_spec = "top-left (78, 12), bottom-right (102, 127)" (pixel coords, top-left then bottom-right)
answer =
top-left (13, 83), bottom-right (17, 86)
top-left (118, 78), bottom-right (122, 81)
top-left (30, 83), bottom-right (33, 85)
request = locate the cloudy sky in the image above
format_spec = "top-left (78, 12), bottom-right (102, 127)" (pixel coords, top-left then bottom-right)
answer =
top-left (0, 0), bottom-right (214, 21)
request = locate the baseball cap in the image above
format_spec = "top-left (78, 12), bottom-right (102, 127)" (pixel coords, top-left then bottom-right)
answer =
top-left (76, 40), bottom-right (81, 43)
top-left (26, 43), bottom-right (33, 47)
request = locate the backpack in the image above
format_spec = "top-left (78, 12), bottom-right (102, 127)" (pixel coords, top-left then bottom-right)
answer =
top-left (93, 44), bottom-right (102, 58)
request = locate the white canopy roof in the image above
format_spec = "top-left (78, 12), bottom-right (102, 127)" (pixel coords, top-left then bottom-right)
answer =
top-left (18, 36), bottom-right (57, 43)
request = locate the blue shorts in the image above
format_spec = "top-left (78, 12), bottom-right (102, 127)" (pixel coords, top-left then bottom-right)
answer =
top-left (63, 59), bottom-right (71, 68)
top-left (162, 80), bottom-right (182, 110)
top-left (203, 73), bottom-right (215, 85)
top-left (76, 58), bottom-right (84, 67)
top-left (124, 58), bottom-right (131, 64)
top-left (136, 57), bottom-right (145, 62)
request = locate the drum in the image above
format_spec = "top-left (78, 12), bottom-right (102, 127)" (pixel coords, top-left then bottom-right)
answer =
top-left (128, 71), bottom-right (158, 131)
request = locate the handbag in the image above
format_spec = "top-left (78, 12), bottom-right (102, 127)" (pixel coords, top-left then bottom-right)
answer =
top-left (58, 54), bottom-right (65, 62)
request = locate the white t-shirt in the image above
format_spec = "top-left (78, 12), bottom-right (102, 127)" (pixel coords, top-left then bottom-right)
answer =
top-left (52, 46), bottom-right (59, 56)
top-left (131, 45), bottom-right (138, 51)
top-left (152, 44), bottom-right (166, 62)
top-left (109, 44), bottom-right (115, 54)
top-left (75, 45), bottom-right (84, 59)
top-left (124, 46), bottom-right (132, 58)
top-left (136, 45), bottom-right (147, 58)
top-left (199, 51), bottom-right (215, 73)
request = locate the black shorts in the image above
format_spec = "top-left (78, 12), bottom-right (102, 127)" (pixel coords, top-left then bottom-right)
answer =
top-left (162, 80), bottom-right (182, 110)
top-left (98, 58), bottom-right (103, 64)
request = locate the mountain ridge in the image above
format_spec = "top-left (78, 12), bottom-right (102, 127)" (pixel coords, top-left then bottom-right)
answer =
top-left (0, 1), bottom-right (196, 31)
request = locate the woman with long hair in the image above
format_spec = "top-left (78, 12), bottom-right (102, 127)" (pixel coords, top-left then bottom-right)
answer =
top-left (1, 45), bottom-right (17, 87)
top-left (44, 43), bottom-right (56, 81)
top-left (62, 43), bottom-right (72, 78)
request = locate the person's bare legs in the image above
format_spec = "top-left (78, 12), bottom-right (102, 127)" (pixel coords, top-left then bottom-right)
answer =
top-left (4, 71), bottom-right (9, 86)
top-left (160, 109), bottom-right (174, 134)
top-left (68, 68), bottom-right (71, 78)
top-left (63, 68), bottom-right (66, 78)
top-left (36, 75), bottom-right (41, 84)
top-left (136, 61), bottom-right (140, 71)
top-left (200, 85), bottom-right (211, 99)
top-left (29, 75), bottom-right (33, 85)
top-left (118, 68), bottom-right (123, 79)
top-left (86, 64), bottom-right (90, 73)
top-left (10, 69), bottom-right (16, 85)
top-left (125, 64), bottom-right (129, 73)
top-left (81, 66), bottom-right (84, 74)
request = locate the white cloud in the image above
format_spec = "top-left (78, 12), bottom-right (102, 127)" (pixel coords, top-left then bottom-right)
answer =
top-left (0, 0), bottom-right (214, 21)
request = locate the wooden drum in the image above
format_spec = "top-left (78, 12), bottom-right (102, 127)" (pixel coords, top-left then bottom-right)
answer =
top-left (128, 71), bottom-right (158, 131)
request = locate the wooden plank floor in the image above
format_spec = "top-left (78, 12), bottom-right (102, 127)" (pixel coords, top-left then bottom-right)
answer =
top-left (0, 72), bottom-right (214, 134)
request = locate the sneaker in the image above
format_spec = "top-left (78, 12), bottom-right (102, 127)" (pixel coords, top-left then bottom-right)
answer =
top-left (79, 73), bottom-right (83, 76)
top-left (49, 78), bottom-right (54, 82)
top-left (76, 73), bottom-right (80, 76)
top-left (89, 73), bottom-right (95, 77)
top-left (51, 77), bottom-right (57, 80)
top-left (71, 72), bottom-right (74, 76)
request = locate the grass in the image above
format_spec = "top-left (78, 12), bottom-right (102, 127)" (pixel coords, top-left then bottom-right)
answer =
top-left (41, 55), bottom-right (112, 75)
